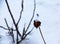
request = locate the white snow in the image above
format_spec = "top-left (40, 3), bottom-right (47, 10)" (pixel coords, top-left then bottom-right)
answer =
top-left (0, 0), bottom-right (60, 44)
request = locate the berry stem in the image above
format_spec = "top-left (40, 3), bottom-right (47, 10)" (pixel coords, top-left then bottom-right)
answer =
top-left (39, 27), bottom-right (46, 44)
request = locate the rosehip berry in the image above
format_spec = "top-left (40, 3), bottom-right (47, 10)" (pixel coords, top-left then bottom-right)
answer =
top-left (34, 20), bottom-right (41, 28)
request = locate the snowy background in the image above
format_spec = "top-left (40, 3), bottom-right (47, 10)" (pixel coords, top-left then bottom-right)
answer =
top-left (0, 0), bottom-right (60, 44)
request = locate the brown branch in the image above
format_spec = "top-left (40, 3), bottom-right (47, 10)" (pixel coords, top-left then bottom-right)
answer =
top-left (17, 0), bottom-right (24, 25)
top-left (25, 0), bottom-right (36, 33)
top-left (39, 27), bottom-right (46, 44)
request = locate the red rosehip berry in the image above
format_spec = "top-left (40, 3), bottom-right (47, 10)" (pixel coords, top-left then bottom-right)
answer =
top-left (34, 20), bottom-right (41, 28)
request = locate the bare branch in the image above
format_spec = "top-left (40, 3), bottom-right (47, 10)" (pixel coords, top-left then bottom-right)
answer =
top-left (17, 0), bottom-right (24, 25)
top-left (4, 18), bottom-right (16, 31)
top-left (22, 23), bottom-right (26, 36)
top-left (25, 0), bottom-right (36, 33)
top-left (5, 0), bottom-right (21, 37)
top-left (0, 26), bottom-right (16, 31)
top-left (4, 0), bottom-right (36, 43)
top-left (25, 27), bottom-right (34, 37)
top-left (9, 28), bottom-right (15, 43)
top-left (5, 0), bottom-right (16, 26)
top-left (18, 24), bottom-right (26, 43)
top-left (4, 18), bottom-right (10, 29)
top-left (18, 27), bottom-right (34, 43)
top-left (0, 26), bottom-right (8, 30)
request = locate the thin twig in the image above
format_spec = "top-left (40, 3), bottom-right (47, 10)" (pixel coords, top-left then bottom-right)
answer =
top-left (0, 26), bottom-right (8, 30)
top-left (25, 27), bottom-right (34, 37)
top-left (17, 0), bottom-right (24, 25)
top-left (0, 26), bottom-right (16, 31)
top-left (5, 0), bottom-right (21, 37)
top-left (5, 0), bottom-right (22, 44)
top-left (9, 28), bottom-right (15, 43)
top-left (4, 18), bottom-right (16, 31)
top-left (5, 0), bottom-right (16, 25)
top-left (18, 24), bottom-right (26, 43)
top-left (22, 23), bottom-right (26, 37)
top-left (18, 27), bottom-right (34, 43)
top-left (25, 0), bottom-right (36, 33)
top-left (39, 27), bottom-right (46, 44)
top-left (4, 18), bottom-right (10, 30)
